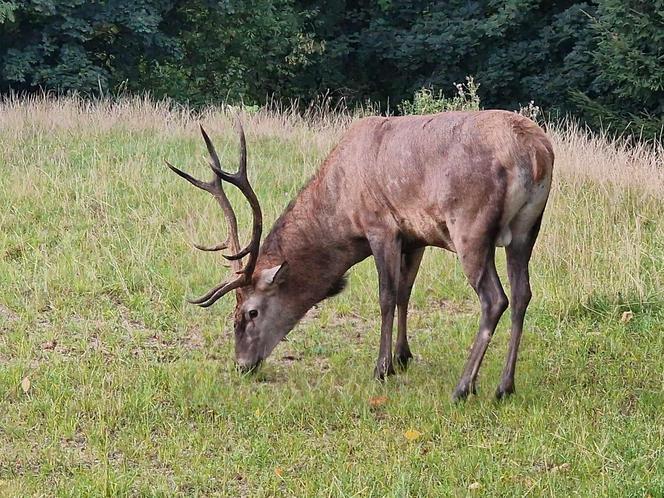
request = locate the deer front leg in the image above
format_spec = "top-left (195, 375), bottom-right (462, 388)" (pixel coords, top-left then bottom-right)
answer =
top-left (368, 232), bottom-right (402, 381)
top-left (394, 248), bottom-right (425, 369)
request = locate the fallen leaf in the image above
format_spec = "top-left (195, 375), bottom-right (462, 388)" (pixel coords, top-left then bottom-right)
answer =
top-left (21, 377), bottom-right (31, 394)
top-left (369, 396), bottom-right (388, 408)
top-left (621, 311), bottom-right (634, 323)
top-left (275, 467), bottom-right (283, 478)
top-left (255, 408), bottom-right (261, 418)
top-left (468, 482), bottom-right (481, 490)
top-left (404, 429), bottom-right (422, 442)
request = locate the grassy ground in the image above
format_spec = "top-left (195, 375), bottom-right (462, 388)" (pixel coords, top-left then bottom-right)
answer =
top-left (1, 97), bottom-right (663, 496)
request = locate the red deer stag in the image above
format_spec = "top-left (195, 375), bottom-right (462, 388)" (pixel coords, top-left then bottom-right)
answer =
top-left (167, 111), bottom-right (553, 400)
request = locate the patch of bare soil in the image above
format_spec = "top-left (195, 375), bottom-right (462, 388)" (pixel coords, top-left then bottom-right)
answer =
top-left (40, 339), bottom-right (57, 351)
top-left (180, 327), bottom-right (206, 351)
top-left (3, 245), bottom-right (24, 261)
top-left (299, 305), bottom-right (321, 324)
top-left (103, 291), bottom-right (157, 334)
top-left (0, 303), bottom-right (19, 322)
top-left (60, 431), bottom-right (98, 468)
top-left (424, 297), bottom-right (476, 316)
top-left (105, 294), bottom-right (189, 361)
top-left (532, 461), bottom-right (571, 474)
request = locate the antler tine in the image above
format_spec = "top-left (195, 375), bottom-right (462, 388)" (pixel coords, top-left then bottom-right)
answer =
top-left (187, 273), bottom-right (246, 307)
top-left (167, 135), bottom-right (242, 261)
top-left (199, 125), bottom-right (236, 182)
top-left (191, 122), bottom-right (262, 265)
top-left (221, 185), bottom-right (261, 263)
top-left (192, 240), bottom-right (229, 252)
top-left (197, 125), bottom-right (251, 262)
top-left (235, 115), bottom-right (247, 178)
top-left (165, 161), bottom-right (213, 192)
top-left (199, 120), bottom-right (247, 182)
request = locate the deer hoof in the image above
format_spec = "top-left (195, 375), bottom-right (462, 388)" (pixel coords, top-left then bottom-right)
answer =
top-left (393, 350), bottom-right (413, 370)
top-left (495, 383), bottom-right (515, 400)
top-left (452, 381), bottom-right (477, 402)
top-left (374, 358), bottom-right (395, 381)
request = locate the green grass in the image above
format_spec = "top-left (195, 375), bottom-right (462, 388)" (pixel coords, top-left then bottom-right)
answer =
top-left (1, 98), bottom-right (663, 496)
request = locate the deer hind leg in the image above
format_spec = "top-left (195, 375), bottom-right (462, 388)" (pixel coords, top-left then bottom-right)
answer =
top-left (368, 232), bottom-right (402, 380)
top-left (452, 236), bottom-right (508, 401)
top-left (394, 248), bottom-right (425, 370)
top-left (496, 215), bottom-right (542, 399)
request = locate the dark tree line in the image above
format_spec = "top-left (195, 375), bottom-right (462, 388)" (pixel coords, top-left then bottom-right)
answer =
top-left (1, 0), bottom-right (662, 137)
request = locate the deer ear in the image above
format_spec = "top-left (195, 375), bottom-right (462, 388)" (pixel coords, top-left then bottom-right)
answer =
top-left (260, 262), bottom-right (289, 287)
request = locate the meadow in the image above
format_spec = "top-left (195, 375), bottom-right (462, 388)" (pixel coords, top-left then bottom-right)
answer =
top-left (1, 96), bottom-right (663, 496)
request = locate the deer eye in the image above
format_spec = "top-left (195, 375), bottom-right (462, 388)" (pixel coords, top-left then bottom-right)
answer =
top-left (248, 309), bottom-right (259, 319)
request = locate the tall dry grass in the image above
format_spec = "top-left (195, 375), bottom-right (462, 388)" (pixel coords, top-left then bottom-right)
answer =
top-left (2, 94), bottom-right (661, 192)
top-left (548, 120), bottom-right (664, 195)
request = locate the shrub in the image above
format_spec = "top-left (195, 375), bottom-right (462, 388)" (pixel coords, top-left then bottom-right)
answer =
top-left (398, 76), bottom-right (481, 115)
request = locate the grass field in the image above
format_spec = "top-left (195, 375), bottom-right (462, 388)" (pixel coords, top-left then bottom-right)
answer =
top-left (1, 97), bottom-right (663, 496)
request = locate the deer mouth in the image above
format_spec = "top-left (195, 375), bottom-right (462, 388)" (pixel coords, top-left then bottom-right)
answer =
top-left (236, 358), bottom-right (262, 374)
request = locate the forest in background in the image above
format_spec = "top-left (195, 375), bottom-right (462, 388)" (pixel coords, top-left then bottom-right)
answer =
top-left (0, 0), bottom-right (662, 138)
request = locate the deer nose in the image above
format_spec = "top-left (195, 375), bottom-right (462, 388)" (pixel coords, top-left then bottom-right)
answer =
top-left (236, 357), bottom-right (261, 374)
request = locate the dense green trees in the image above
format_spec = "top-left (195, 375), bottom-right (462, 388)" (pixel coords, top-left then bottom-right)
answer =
top-left (0, 0), bottom-right (318, 106)
top-left (0, 1), bottom-right (180, 94)
top-left (1, 0), bottom-right (662, 137)
top-left (571, 0), bottom-right (664, 136)
top-left (295, 1), bottom-right (599, 108)
top-left (133, 0), bottom-right (320, 105)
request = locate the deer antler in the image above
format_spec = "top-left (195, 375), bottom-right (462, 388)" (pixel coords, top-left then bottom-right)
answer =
top-left (166, 118), bottom-right (263, 307)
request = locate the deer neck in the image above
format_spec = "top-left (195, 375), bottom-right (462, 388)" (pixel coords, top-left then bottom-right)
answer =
top-left (256, 176), bottom-right (368, 311)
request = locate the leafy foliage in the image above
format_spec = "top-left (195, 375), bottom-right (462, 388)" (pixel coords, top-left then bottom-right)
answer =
top-left (0, 0), bottom-right (317, 104)
top-left (0, 0), bottom-right (180, 94)
top-left (572, 0), bottom-right (664, 138)
top-left (294, 1), bottom-right (599, 110)
top-left (0, 1), bottom-right (16, 23)
top-left (399, 77), bottom-right (481, 115)
top-left (134, 0), bottom-right (321, 105)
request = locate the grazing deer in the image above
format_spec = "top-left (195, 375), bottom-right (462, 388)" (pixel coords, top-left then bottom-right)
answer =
top-left (167, 111), bottom-right (553, 400)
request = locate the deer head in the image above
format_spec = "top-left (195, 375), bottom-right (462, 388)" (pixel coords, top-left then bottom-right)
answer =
top-left (167, 120), bottom-right (296, 372)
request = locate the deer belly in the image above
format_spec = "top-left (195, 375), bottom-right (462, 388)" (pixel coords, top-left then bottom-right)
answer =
top-left (398, 213), bottom-right (456, 252)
